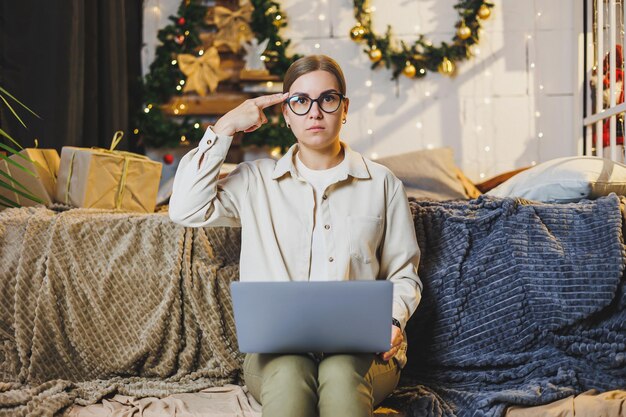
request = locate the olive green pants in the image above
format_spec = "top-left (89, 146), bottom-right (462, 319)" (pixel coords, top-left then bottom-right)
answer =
top-left (243, 353), bottom-right (401, 417)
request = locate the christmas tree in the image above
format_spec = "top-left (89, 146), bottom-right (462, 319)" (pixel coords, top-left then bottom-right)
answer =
top-left (135, 0), bottom-right (300, 154)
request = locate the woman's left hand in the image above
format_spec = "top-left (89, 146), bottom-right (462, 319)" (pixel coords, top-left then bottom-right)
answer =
top-left (380, 325), bottom-right (403, 361)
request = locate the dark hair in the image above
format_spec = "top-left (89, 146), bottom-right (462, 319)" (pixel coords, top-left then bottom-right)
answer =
top-left (283, 55), bottom-right (347, 95)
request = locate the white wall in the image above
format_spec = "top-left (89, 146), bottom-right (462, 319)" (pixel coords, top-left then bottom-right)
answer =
top-left (142, 0), bottom-right (579, 181)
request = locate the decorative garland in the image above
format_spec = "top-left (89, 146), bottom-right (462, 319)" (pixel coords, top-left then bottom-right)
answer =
top-left (350, 0), bottom-right (494, 79)
top-left (136, 0), bottom-right (298, 150)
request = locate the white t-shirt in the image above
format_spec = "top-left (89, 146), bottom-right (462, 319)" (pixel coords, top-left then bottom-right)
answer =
top-left (295, 151), bottom-right (347, 281)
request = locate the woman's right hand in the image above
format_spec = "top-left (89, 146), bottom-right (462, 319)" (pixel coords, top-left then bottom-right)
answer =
top-left (213, 92), bottom-right (289, 136)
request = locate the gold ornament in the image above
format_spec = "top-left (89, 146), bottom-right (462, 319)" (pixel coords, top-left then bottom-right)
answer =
top-left (350, 24), bottom-right (367, 42)
top-left (369, 48), bottom-right (382, 62)
top-left (438, 57), bottom-right (455, 76)
top-left (457, 22), bottom-right (472, 40)
top-left (477, 4), bottom-right (491, 19)
top-left (214, 3), bottom-right (255, 52)
top-left (402, 63), bottom-right (417, 78)
top-left (177, 47), bottom-right (229, 96)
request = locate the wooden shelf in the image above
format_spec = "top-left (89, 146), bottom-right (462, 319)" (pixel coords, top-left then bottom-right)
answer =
top-left (162, 92), bottom-right (252, 116)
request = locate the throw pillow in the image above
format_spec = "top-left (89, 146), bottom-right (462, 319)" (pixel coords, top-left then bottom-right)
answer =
top-left (486, 156), bottom-right (626, 202)
top-left (376, 148), bottom-right (469, 200)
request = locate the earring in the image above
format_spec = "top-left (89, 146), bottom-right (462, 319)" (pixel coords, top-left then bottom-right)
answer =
top-left (287, 123), bottom-right (291, 129)
top-left (342, 119), bottom-right (347, 124)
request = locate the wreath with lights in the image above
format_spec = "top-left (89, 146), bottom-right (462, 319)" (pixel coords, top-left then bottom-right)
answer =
top-left (136, 0), bottom-right (299, 150)
top-left (350, 0), bottom-right (494, 79)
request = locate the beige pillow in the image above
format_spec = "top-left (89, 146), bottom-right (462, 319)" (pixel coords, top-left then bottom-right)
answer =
top-left (376, 148), bottom-right (468, 200)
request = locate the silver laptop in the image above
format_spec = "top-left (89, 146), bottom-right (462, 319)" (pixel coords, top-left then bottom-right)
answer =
top-left (230, 280), bottom-right (393, 354)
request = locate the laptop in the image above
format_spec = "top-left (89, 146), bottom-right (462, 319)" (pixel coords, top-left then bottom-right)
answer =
top-left (230, 280), bottom-right (393, 354)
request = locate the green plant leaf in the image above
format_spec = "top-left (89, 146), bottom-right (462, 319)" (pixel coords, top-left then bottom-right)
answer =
top-left (0, 86), bottom-right (40, 118)
top-left (0, 167), bottom-right (35, 193)
top-left (0, 193), bottom-right (19, 208)
top-left (0, 177), bottom-right (45, 205)
top-left (0, 95), bottom-right (27, 128)
top-left (0, 127), bottom-right (25, 151)
top-left (0, 148), bottom-right (37, 177)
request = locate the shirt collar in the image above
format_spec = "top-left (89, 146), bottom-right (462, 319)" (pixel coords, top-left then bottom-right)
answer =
top-left (271, 141), bottom-right (370, 181)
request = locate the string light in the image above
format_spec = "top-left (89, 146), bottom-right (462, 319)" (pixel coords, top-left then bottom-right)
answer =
top-left (314, 43), bottom-right (321, 49)
top-left (484, 146), bottom-right (491, 152)
top-left (133, 128), bottom-right (139, 134)
top-left (194, 123), bottom-right (200, 129)
top-left (180, 136), bottom-right (187, 142)
top-left (424, 91), bottom-right (431, 97)
top-left (538, 132), bottom-right (544, 138)
top-left (318, 14), bottom-right (325, 21)
top-left (179, 80), bottom-right (185, 85)
top-left (415, 121), bottom-right (423, 129)
top-left (367, 129), bottom-right (373, 135)
top-left (370, 152), bottom-right (379, 159)
top-left (176, 85), bottom-right (182, 91)
top-left (198, 50), bottom-right (204, 56)
top-left (368, 102), bottom-right (374, 109)
top-left (365, 80), bottom-right (372, 87)
top-left (171, 59), bottom-right (177, 65)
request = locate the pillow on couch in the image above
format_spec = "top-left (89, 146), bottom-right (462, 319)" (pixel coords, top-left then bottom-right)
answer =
top-left (376, 148), bottom-right (470, 200)
top-left (486, 156), bottom-right (626, 202)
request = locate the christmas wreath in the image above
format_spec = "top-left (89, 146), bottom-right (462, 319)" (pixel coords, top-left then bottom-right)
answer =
top-left (350, 0), bottom-right (494, 79)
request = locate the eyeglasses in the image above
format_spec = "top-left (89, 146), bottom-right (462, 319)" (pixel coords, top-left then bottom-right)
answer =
top-left (284, 92), bottom-right (345, 116)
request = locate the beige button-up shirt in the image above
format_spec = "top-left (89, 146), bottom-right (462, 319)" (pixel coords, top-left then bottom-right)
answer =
top-left (169, 128), bottom-right (422, 367)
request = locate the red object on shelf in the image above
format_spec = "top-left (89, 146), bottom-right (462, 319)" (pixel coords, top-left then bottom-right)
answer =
top-left (163, 154), bottom-right (175, 165)
top-left (178, 17), bottom-right (186, 26)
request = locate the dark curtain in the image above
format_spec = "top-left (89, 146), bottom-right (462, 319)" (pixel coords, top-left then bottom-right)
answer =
top-left (0, 0), bottom-right (143, 153)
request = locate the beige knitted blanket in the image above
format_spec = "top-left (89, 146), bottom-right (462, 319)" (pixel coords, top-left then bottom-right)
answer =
top-left (0, 206), bottom-right (244, 416)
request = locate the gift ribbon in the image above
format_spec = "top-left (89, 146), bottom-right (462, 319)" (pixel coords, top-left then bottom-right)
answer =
top-left (64, 131), bottom-right (152, 209)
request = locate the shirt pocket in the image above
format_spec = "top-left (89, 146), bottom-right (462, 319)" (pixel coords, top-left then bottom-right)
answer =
top-left (348, 215), bottom-right (383, 264)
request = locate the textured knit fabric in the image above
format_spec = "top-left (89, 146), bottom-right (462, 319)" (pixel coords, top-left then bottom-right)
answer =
top-left (382, 195), bottom-right (626, 417)
top-left (0, 206), bottom-right (243, 417)
top-left (0, 196), bottom-right (624, 416)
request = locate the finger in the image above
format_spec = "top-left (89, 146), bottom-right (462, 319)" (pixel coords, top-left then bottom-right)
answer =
top-left (244, 124), bottom-right (260, 133)
top-left (254, 92), bottom-right (289, 109)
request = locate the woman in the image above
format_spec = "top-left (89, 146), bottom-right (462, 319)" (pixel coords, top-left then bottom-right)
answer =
top-left (169, 55), bottom-right (422, 417)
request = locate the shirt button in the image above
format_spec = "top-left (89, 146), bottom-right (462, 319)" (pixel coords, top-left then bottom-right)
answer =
top-left (322, 194), bottom-right (328, 200)
top-left (207, 139), bottom-right (212, 145)
top-left (324, 224), bottom-right (330, 230)
top-left (328, 257), bottom-right (334, 262)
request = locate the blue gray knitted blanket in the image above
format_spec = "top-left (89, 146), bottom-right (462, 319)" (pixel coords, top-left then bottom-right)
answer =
top-left (386, 195), bottom-right (626, 417)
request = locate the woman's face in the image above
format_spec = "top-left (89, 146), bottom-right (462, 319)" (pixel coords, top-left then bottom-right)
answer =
top-left (282, 70), bottom-right (349, 151)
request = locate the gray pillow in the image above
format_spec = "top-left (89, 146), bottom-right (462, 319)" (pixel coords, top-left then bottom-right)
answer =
top-left (376, 148), bottom-right (468, 200)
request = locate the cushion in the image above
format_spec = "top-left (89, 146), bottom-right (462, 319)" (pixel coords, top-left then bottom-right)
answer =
top-left (486, 156), bottom-right (626, 202)
top-left (376, 148), bottom-right (468, 201)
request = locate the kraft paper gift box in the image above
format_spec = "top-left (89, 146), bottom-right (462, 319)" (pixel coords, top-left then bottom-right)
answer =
top-left (0, 148), bottom-right (60, 207)
top-left (55, 132), bottom-right (162, 213)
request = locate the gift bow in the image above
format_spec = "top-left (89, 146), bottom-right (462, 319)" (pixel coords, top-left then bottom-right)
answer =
top-left (214, 4), bottom-right (254, 52)
top-left (178, 47), bottom-right (228, 96)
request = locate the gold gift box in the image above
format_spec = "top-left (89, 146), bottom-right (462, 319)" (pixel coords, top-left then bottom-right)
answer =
top-left (0, 148), bottom-right (60, 207)
top-left (55, 132), bottom-right (162, 213)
